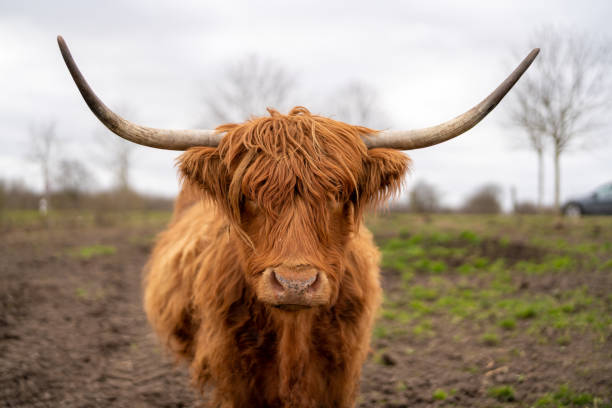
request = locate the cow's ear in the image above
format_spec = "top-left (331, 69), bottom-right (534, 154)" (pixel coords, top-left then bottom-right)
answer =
top-left (178, 147), bottom-right (228, 199)
top-left (360, 148), bottom-right (410, 205)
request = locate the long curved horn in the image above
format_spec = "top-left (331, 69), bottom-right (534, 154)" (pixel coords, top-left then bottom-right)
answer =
top-left (363, 48), bottom-right (540, 150)
top-left (57, 36), bottom-right (222, 150)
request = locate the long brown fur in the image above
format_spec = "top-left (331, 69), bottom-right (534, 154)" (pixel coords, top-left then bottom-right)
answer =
top-left (144, 107), bottom-right (410, 407)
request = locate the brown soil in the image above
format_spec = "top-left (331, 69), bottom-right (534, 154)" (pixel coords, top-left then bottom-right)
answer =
top-left (1, 223), bottom-right (610, 407)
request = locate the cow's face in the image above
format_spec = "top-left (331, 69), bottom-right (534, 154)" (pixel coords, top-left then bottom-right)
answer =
top-left (180, 107), bottom-right (409, 309)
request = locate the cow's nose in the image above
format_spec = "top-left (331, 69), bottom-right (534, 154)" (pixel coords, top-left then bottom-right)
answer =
top-left (258, 265), bottom-right (330, 308)
top-left (272, 269), bottom-right (318, 293)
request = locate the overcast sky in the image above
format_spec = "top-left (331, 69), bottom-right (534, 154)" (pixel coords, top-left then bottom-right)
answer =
top-left (1, 0), bottom-right (611, 209)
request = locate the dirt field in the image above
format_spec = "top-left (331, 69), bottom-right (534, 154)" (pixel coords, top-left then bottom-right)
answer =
top-left (1, 211), bottom-right (611, 407)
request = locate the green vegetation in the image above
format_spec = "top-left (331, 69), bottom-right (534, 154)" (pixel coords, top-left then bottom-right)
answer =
top-left (481, 333), bottom-right (500, 347)
top-left (459, 229), bottom-right (482, 245)
top-left (499, 317), bottom-right (517, 330)
top-left (368, 214), bottom-right (612, 404)
top-left (1, 209), bottom-right (171, 229)
top-left (373, 214), bottom-right (612, 346)
top-left (515, 305), bottom-right (537, 319)
top-left (379, 277), bottom-right (611, 344)
top-left (432, 389), bottom-right (447, 400)
top-left (488, 385), bottom-right (516, 402)
top-left (372, 326), bottom-right (389, 340)
top-left (1, 209), bottom-right (48, 225)
top-left (533, 384), bottom-right (610, 408)
top-left (481, 332), bottom-right (500, 346)
top-left (556, 333), bottom-right (571, 346)
top-left (372, 348), bottom-right (396, 366)
top-left (69, 244), bottom-right (116, 260)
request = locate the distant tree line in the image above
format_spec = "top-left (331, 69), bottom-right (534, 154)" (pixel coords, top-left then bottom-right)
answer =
top-left (0, 179), bottom-right (173, 212)
top-left (394, 180), bottom-right (542, 215)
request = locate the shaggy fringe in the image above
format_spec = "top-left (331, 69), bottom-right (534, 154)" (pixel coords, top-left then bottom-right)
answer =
top-left (179, 107), bottom-right (410, 240)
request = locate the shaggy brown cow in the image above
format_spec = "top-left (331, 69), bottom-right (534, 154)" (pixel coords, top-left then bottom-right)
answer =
top-left (57, 36), bottom-right (538, 407)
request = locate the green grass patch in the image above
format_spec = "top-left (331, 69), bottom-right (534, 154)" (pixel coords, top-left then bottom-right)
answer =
top-left (412, 321), bottom-right (434, 337)
top-left (556, 334), bottom-right (571, 346)
top-left (372, 325), bottom-right (389, 340)
top-left (459, 230), bottom-right (482, 245)
top-left (1, 209), bottom-right (47, 226)
top-left (532, 384), bottom-right (609, 408)
top-left (69, 244), bottom-right (116, 260)
top-left (516, 256), bottom-right (575, 275)
top-left (409, 285), bottom-right (439, 301)
top-left (515, 305), bottom-right (537, 319)
top-left (372, 213), bottom-right (612, 348)
top-left (472, 256), bottom-right (489, 269)
top-left (432, 389), bottom-right (447, 400)
top-left (600, 258), bottom-right (612, 270)
top-left (488, 385), bottom-right (515, 402)
top-left (381, 308), bottom-right (413, 324)
top-left (2, 209), bottom-right (172, 229)
top-left (481, 332), bottom-right (500, 346)
top-left (413, 258), bottom-right (448, 274)
top-left (394, 278), bottom-right (611, 335)
top-left (371, 348), bottom-right (388, 365)
top-left (499, 318), bottom-right (517, 330)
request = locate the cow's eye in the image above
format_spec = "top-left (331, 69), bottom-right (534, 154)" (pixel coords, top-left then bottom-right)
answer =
top-left (244, 199), bottom-right (259, 213)
top-left (327, 197), bottom-right (344, 212)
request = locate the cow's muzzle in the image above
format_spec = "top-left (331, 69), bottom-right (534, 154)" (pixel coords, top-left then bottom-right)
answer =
top-left (257, 264), bottom-right (331, 309)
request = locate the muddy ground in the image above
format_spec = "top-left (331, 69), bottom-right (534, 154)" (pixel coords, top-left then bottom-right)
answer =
top-left (1, 213), bottom-right (611, 407)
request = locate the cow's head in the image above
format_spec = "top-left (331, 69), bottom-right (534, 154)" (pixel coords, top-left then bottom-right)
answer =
top-left (178, 107), bottom-right (408, 309)
top-left (57, 35), bottom-right (538, 309)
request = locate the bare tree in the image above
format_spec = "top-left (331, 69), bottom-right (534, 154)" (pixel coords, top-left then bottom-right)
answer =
top-left (48, 159), bottom-right (95, 209)
top-left (509, 28), bottom-right (612, 212)
top-left (55, 159), bottom-right (95, 203)
top-left (202, 55), bottom-right (295, 126)
top-left (508, 92), bottom-right (547, 210)
top-left (409, 180), bottom-right (440, 214)
top-left (28, 121), bottom-right (60, 205)
top-left (461, 184), bottom-right (503, 214)
top-left (327, 81), bottom-right (389, 129)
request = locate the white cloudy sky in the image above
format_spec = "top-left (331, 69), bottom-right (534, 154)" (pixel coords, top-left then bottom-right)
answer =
top-left (1, 0), bottom-right (611, 209)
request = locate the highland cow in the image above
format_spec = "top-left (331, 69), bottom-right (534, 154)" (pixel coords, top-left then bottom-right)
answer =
top-left (57, 35), bottom-right (538, 407)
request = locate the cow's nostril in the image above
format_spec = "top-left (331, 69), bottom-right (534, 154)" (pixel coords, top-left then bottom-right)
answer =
top-left (273, 270), bottom-right (318, 292)
top-left (270, 269), bottom-right (284, 291)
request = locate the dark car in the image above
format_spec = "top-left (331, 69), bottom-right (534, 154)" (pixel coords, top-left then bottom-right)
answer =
top-left (563, 182), bottom-right (612, 216)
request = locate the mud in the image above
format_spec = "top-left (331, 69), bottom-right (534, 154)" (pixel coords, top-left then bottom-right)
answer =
top-left (1, 222), bottom-right (610, 407)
